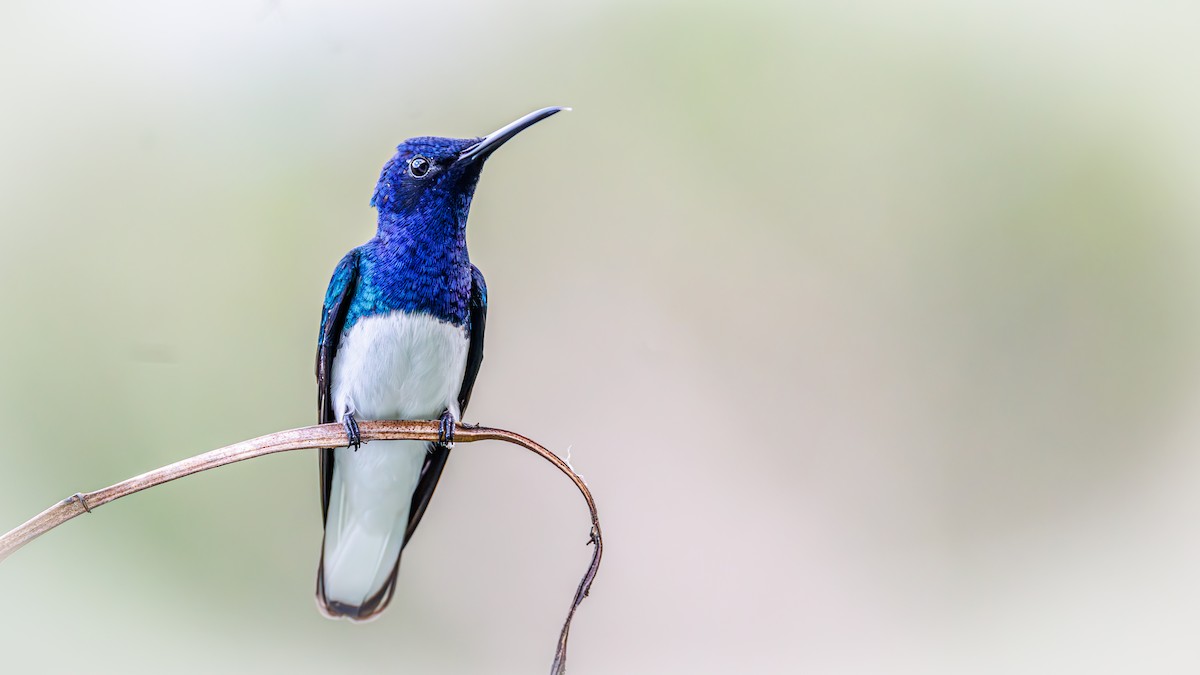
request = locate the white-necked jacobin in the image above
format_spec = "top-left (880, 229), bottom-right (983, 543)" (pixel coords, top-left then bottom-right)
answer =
top-left (314, 107), bottom-right (567, 620)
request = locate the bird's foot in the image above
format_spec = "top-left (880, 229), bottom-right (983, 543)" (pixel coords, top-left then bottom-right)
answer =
top-left (438, 411), bottom-right (456, 447)
top-left (68, 492), bottom-right (92, 513)
top-left (343, 413), bottom-right (362, 451)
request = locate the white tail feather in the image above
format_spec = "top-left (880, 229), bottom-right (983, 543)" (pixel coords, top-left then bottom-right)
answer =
top-left (321, 440), bottom-right (426, 610)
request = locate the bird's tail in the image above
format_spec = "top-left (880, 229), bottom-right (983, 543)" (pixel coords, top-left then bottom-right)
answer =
top-left (317, 439), bottom-right (427, 621)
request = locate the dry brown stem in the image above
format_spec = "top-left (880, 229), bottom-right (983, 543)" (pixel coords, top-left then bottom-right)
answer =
top-left (0, 420), bottom-right (601, 675)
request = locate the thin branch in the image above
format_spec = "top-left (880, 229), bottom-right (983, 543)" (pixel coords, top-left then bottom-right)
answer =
top-left (0, 420), bottom-right (601, 675)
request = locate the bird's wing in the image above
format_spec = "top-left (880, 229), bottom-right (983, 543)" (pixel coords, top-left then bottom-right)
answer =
top-left (317, 250), bottom-right (360, 521)
top-left (458, 264), bottom-right (489, 414)
top-left (402, 264), bottom-right (488, 545)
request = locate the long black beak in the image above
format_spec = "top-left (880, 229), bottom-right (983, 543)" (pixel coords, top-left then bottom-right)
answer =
top-left (458, 106), bottom-right (569, 163)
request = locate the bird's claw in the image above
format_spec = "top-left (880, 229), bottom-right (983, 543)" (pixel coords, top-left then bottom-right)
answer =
top-left (344, 414), bottom-right (362, 451)
top-left (438, 411), bottom-right (456, 447)
top-left (69, 492), bottom-right (92, 513)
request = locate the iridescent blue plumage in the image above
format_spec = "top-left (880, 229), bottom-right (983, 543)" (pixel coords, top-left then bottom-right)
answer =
top-left (322, 136), bottom-right (481, 339)
top-left (313, 108), bottom-right (565, 621)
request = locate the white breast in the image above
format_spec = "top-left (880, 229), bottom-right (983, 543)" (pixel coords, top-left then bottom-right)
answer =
top-left (321, 311), bottom-right (469, 610)
top-left (331, 311), bottom-right (470, 423)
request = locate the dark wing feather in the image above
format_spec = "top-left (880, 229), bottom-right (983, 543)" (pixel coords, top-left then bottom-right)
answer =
top-left (317, 251), bottom-right (360, 521)
top-left (457, 265), bottom-right (489, 414)
top-left (402, 264), bottom-right (488, 545)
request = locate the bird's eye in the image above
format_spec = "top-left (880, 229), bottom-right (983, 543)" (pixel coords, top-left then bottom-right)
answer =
top-left (409, 156), bottom-right (431, 178)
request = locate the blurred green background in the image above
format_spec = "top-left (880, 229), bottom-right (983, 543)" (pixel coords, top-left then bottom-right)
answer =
top-left (4, 1), bottom-right (1200, 673)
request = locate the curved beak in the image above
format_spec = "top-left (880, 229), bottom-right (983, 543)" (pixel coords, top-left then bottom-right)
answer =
top-left (458, 106), bottom-right (569, 163)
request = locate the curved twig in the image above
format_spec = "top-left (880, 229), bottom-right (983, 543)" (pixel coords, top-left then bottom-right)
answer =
top-left (0, 420), bottom-right (601, 675)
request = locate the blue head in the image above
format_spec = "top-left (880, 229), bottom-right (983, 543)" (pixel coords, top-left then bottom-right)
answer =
top-left (370, 107), bottom-right (567, 242)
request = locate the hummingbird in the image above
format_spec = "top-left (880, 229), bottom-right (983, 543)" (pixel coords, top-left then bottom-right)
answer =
top-left (314, 107), bottom-right (567, 620)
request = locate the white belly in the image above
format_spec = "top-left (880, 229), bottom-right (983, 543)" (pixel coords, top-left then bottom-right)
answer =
top-left (330, 310), bottom-right (470, 423)
top-left (321, 310), bottom-right (470, 610)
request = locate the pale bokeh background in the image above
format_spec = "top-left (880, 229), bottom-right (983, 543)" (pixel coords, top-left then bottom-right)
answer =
top-left (3, 1), bottom-right (1200, 673)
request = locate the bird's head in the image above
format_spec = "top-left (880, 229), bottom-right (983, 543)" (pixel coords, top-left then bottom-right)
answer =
top-left (370, 107), bottom-right (567, 233)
